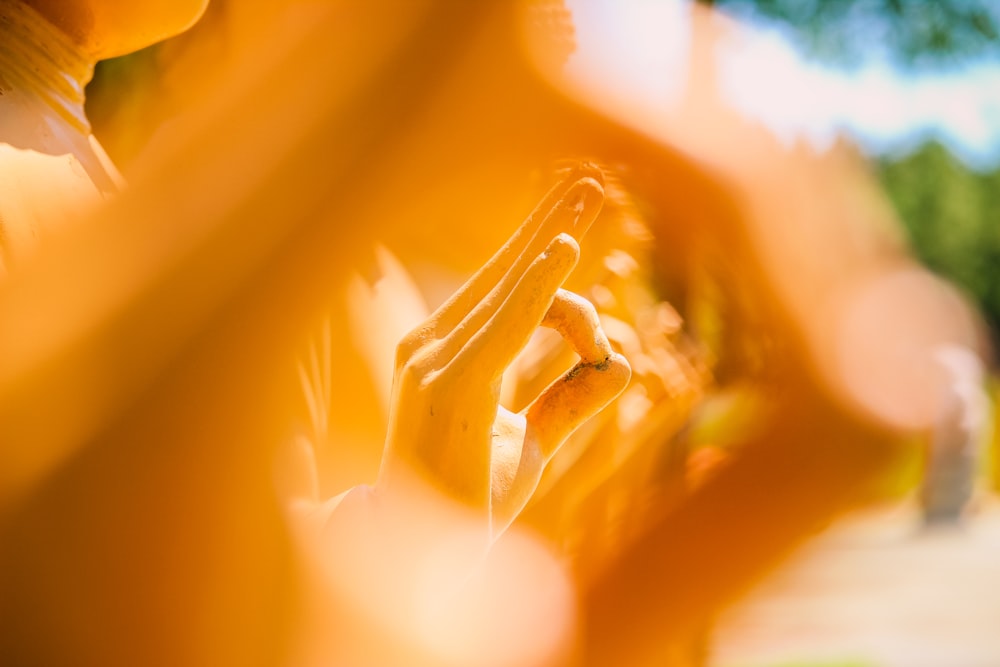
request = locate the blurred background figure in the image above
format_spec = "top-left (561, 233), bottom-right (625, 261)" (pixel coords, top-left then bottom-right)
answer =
top-left (922, 343), bottom-right (993, 526)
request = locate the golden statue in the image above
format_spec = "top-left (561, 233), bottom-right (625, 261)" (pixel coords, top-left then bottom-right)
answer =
top-left (0, 2), bottom-right (991, 666)
top-left (0, 0), bottom-right (206, 272)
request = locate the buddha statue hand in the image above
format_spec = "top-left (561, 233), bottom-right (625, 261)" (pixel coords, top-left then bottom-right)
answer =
top-left (376, 165), bottom-right (631, 540)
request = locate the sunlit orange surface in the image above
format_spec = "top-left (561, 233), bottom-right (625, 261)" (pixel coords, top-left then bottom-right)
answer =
top-left (0, 1), bottom-right (992, 665)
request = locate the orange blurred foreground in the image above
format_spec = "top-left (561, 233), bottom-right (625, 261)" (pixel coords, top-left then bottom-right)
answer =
top-left (0, 1), bottom-right (990, 665)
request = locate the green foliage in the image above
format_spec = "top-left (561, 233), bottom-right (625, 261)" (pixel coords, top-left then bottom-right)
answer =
top-left (702, 0), bottom-right (1000, 69)
top-left (877, 142), bottom-right (1000, 347)
top-left (692, 1), bottom-right (1000, 348)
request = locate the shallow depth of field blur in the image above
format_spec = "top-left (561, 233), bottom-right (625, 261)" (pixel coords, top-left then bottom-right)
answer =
top-left (83, 1), bottom-right (1000, 664)
top-left (5, 0), bottom-right (998, 665)
top-left (89, 1), bottom-right (1000, 357)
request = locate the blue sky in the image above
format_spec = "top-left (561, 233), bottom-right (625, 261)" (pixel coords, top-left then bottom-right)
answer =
top-left (718, 15), bottom-right (1000, 170)
top-left (566, 0), bottom-right (1000, 170)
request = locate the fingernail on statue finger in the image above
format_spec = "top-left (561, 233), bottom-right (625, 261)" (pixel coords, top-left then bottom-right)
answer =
top-left (544, 233), bottom-right (580, 269)
top-left (564, 177), bottom-right (605, 240)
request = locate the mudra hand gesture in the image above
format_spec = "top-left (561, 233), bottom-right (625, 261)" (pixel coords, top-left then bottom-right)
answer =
top-left (376, 165), bottom-right (631, 540)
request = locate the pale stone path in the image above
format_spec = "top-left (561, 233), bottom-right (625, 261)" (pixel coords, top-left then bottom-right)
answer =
top-left (710, 500), bottom-right (1000, 667)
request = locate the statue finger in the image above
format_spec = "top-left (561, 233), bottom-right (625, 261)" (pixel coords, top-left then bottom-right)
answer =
top-left (448, 233), bottom-right (580, 380)
top-left (398, 167), bottom-right (601, 363)
top-left (524, 292), bottom-right (631, 458)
